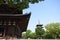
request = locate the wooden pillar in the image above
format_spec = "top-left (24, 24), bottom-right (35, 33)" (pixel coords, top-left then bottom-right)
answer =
top-left (15, 24), bottom-right (22, 38)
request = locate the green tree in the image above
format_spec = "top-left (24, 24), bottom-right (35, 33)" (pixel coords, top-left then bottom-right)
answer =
top-left (22, 30), bottom-right (31, 39)
top-left (0, 0), bottom-right (44, 10)
top-left (45, 23), bottom-right (60, 38)
top-left (35, 25), bottom-right (45, 38)
top-left (42, 30), bottom-right (54, 39)
top-left (22, 30), bottom-right (37, 39)
top-left (29, 32), bottom-right (37, 39)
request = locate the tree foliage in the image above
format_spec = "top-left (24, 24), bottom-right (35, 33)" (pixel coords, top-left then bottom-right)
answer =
top-left (22, 23), bottom-right (60, 39)
top-left (22, 30), bottom-right (31, 38)
top-left (45, 23), bottom-right (60, 38)
top-left (35, 25), bottom-right (45, 38)
top-left (22, 30), bottom-right (37, 39)
top-left (28, 32), bottom-right (37, 39)
top-left (0, 0), bottom-right (44, 10)
top-left (42, 30), bottom-right (54, 39)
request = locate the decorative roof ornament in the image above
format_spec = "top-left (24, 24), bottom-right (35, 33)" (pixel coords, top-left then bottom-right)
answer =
top-left (37, 19), bottom-right (43, 27)
top-left (38, 19), bottom-right (40, 25)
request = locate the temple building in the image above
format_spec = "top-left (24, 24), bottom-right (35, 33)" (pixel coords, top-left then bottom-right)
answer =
top-left (0, 0), bottom-right (31, 39)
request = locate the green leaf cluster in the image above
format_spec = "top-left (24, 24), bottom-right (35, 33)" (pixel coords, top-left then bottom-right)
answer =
top-left (0, 0), bottom-right (3, 5)
top-left (22, 30), bottom-right (37, 39)
top-left (22, 22), bottom-right (60, 39)
top-left (35, 26), bottom-right (45, 38)
top-left (44, 23), bottom-right (60, 38)
top-left (0, 0), bottom-right (44, 10)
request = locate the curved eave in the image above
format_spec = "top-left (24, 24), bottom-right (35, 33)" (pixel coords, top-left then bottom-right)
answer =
top-left (0, 13), bottom-right (31, 17)
top-left (0, 13), bottom-right (31, 32)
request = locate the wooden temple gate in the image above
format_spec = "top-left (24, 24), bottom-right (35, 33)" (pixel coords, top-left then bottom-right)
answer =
top-left (0, 13), bottom-right (31, 39)
top-left (0, 0), bottom-right (31, 39)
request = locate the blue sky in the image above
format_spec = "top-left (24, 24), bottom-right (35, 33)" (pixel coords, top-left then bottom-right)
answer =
top-left (23, 0), bottom-right (60, 32)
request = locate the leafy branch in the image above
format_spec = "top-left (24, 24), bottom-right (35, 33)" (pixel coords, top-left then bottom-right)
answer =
top-left (0, 0), bottom-right (44, 10)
